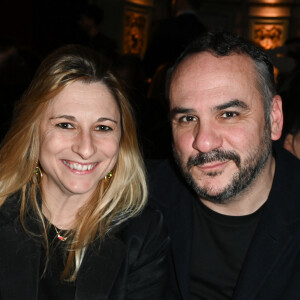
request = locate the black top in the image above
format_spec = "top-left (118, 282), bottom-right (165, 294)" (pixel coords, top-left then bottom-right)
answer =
top-left (0, 195), bottom-right (169, 299)
top-left (38, 225), bottom-right (75, 300)
top-left (190, 198), bottom-right (264, 299)
top-left (146, 144), bottom-right (300, 299)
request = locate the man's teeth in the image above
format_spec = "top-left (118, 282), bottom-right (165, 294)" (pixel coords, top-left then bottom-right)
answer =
top-left (64, 161), bottom-right (95, 171)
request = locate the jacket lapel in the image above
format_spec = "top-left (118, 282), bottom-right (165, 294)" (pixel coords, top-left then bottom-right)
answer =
top-left (232, 205), bottom-right (293, 299)
top-left (233, 146), bottom-right (299, 299)
top-left (75, 236), bottom-right (126, 300)
top-left (0, 193), bottom-right (41, 299)
top-left (166, 188), bottom-right (193, 300)
top-left (0, 222), bottom-right (41, 299)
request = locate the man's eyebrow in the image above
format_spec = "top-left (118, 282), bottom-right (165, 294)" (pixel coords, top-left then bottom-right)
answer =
top-left (214, 100), bottom-right (249, 111)
top-left (170, 107), bottom-right (195, 117)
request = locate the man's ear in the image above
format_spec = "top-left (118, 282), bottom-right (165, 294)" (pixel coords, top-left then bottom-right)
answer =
top-left (270, 95), bottom-right (283, 141)
top-left (283, 133), bottom-right (295, 154)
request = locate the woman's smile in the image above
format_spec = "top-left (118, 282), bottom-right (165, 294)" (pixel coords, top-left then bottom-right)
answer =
top-left (62, 160), bottom-right (99, 172)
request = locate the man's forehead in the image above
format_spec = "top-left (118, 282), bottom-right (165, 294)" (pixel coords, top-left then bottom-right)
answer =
top-left (173, 51), bottom-right (254, 77)
top-left (168, 51), bottom-right (262, 112)
top-left (170, 52), bottom-right (257, 95)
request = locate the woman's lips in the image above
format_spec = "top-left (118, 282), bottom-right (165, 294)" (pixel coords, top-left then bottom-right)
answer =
top-left (62, 160), bottom-right (99, 173)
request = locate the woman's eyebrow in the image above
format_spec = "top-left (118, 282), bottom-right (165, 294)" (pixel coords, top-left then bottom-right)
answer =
top-left (96, 117), bottom-right (118, 124)
top-left (50, 115), bottom-right (118, 124)
top-left (50, 115), bottom-right (76, 121)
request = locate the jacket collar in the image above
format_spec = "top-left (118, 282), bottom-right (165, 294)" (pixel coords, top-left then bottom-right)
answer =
top-left (166, 144), bottom-right (300, 300)
top-left (0, 191), bottom-right (128, 299)
top-left (232, 145), bottom-right (300, 299)
top-left (76, 236), bottom-right (126, 299)
top-left (0, 191), bottom-right (21, 226)
top-left (164, 180), bottom-right (194, 300)
top-left (0, 191), bottom-right (42, 299)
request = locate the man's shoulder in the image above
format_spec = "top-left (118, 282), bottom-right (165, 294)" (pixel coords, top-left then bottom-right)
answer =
top-left (146, 159), bottom-right (178, 179)
top-left (269, 143), bottom-right (300, 223)
top-left (273, 143), bottom-right (300, 187)
top-left (146, 159), bottom-right (187, 192)
top-left (146, 159), bottom-right (194, 210)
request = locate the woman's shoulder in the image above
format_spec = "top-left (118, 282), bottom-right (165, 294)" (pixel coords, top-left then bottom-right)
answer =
top-left (0, 192), bottom-right (21, 227)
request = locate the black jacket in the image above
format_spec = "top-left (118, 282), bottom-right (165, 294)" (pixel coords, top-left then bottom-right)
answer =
top-left (147, 144), bottom-right (300, 299)
top-left (0, 193), bottom-right (169, 300)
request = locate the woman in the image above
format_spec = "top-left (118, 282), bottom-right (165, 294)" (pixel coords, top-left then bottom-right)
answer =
top-left (283, 113), bottom-right (300, 159)
top-left (0, 45), bottom-right (169, 299)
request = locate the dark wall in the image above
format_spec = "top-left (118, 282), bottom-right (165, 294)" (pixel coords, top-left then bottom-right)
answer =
top-left (0, 0), bottom-right (89, 59)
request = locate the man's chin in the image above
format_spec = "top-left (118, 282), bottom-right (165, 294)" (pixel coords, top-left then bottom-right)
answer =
top-left (194, 185), bottom-right (231, 204)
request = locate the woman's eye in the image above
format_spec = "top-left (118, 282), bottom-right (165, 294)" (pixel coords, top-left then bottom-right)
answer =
top-left (56, 123), bottom-right (74, 129)
top-left (96, 125), bottom-right (112, 131)
top-left (221, 112), bottom-right (238, 119)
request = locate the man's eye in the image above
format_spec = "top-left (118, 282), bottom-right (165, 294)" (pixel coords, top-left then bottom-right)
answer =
top-left (96, 125), bottom-right (112, 131)
top-left (56, 123), bottom-right (74, 129)
top-left (179, 115), bottom-right (196, 123)
top-left (221, 112), bottom-right (238, 119)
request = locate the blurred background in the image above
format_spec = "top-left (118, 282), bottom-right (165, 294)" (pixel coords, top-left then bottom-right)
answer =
top-left (1, 0), bottom-right (299, 58)
top-left (1, 0), bottom-right (300, 158)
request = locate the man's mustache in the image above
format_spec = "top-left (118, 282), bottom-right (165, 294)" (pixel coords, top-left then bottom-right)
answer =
top-left (187, 149), bottom-right (241, 170)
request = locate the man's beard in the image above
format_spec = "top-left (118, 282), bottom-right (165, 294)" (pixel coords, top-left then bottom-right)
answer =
top-left (173, 124), bottom-right (272, 204)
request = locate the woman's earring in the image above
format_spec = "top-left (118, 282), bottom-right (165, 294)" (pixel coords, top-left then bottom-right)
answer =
top-left (104, 171), bottom-right (113, 181)
top-left (33, 165), bottom-right (43, 184)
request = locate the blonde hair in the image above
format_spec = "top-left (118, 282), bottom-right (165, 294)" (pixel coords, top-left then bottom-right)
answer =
top-left (0, 45), bottom-right (147, 280)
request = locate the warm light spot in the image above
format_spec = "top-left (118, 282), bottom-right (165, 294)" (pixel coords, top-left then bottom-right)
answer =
top-left (249, 6), bottom-right (291, 18)
top-left (128, 0), bottom-right (154, 5)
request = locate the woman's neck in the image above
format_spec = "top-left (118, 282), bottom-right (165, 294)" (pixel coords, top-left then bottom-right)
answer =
top-left (41, 187), bottom-right (91, 230)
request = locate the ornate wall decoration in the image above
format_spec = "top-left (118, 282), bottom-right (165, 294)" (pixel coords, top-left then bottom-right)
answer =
top-left (123, 3), bottom-right (152, 57)
top-left (248, 3), bottom-right (291, 50)
top-left (249, 19), bottom-right (288, 49)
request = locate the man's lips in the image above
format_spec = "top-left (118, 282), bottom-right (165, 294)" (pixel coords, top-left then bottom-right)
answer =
top-left (195, 160), bottom-right (229, 171)
top-left (187, 149), bottom-right (241, 171)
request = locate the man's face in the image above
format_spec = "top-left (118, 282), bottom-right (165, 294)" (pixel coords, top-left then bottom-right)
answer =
top-left (170, 52), bottom-right (281, 204)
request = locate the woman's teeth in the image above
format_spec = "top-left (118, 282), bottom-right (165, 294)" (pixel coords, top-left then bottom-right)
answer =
top-left (63, 160), bottom-right (96, 171)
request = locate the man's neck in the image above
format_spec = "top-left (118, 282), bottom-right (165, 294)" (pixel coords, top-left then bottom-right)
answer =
top-left (200, 155), bottom-right (276, 216)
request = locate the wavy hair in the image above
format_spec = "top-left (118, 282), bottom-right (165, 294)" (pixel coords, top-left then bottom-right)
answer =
top-left (0, 45), bottom-right (147, 280)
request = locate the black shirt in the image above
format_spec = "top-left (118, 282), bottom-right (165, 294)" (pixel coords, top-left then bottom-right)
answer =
top-left (38, 225), bottom-right (75, 300)
top-left (190, 198), bottom-right (264, 299)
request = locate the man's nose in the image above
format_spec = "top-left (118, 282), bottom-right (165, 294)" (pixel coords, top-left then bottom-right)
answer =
top-left (192, 122), bottom-right (222, 153)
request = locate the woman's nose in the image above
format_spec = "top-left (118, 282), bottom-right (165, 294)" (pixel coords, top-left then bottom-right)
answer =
top-left (71, 131), bottom-right (97, 159)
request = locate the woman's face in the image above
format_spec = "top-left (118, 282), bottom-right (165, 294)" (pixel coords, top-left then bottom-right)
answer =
top-left (39, 81), bottom-right (121, 199)
top-left (291, 132), bottom-right (300, 159)
top-left (284, 131), bottom-right (300, 159)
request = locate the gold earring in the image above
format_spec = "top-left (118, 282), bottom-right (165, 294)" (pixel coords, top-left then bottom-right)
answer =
top-left (33, 165), bottom-right (43, 184)
top-left (104, 171), bottom-right (113, 181)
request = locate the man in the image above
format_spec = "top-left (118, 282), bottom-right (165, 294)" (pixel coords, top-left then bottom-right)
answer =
top-left (147, 31), bottom-right (300, 299)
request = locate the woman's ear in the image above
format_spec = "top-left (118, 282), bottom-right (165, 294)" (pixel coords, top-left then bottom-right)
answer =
top-left (270, 95), bottom-right (283, 141)
top-left (283, 133), bottom-right (295, 155)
